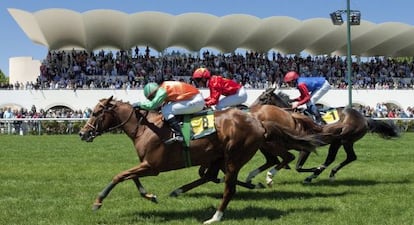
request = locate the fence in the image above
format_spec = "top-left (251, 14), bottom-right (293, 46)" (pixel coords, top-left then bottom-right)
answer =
top-left (0, 117), bottom-right (413, 136)
top-left (0, 118), bottom-right (88, 135)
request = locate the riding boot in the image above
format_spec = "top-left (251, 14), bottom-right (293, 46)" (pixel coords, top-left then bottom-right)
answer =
top-left (309, 104), bottom-right (325, 125)
top-left (164, 117), bottom-right (184, 144)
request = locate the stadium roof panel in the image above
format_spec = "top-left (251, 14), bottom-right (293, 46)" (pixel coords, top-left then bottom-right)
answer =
top-left (8, 8), bottom-right (414, 56)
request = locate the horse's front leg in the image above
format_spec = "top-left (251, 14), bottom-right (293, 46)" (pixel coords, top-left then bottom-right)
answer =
top-left (133, 178), bottom-right (158, 203)
top-left (295, 151), bottom-right (317, 173)
top-left (93, 161), bottom-right (158, 210)
top-left (328, 142), bottom-right (356, 182)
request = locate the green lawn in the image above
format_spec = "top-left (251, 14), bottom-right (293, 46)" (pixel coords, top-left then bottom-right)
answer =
top-left (0, 133), bottom-right (413, 225)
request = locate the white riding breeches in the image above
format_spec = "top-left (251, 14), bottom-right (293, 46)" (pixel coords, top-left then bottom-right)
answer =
top-left (307, 80), bottom-right (331, 106)
top-left (216, 87), bottom-right (248, 110)
top-left (161, 93), bottom-right (205, 120)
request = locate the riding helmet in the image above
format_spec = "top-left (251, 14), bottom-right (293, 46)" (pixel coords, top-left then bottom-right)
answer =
top-left (192, 68), bottom-right (211, 79)
top-left (284, 71), bottom-right (299, 83)
top-left (143, 82), bottom-right (159, 99)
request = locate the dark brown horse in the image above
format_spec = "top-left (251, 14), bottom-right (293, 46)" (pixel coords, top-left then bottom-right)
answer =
top-left (247, 87), bottom-right (400, 184)
top-left (78, 96), bottom-right (319, 224)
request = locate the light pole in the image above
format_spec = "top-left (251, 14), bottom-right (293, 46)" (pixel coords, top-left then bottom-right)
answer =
top-left (330, 0), bottom-right (361, 107)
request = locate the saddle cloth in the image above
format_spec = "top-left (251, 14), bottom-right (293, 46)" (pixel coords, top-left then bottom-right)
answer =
top-left (181, 109), bottom-right (216, 141)
top-left (320, 108), bottom-right (340, 124)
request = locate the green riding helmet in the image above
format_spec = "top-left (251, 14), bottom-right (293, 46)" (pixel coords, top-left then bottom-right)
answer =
top-left (143, 82), bottom-right (159, 99)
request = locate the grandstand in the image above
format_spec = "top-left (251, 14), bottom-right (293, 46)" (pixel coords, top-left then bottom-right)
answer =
top-left (2, 8), bottom-right (414, 118)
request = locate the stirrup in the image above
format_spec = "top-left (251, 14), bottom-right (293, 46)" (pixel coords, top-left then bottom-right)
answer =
top-left (315, 119), bottom-right (326, 126)
top-left (164, 133), bottom-right (184, 145)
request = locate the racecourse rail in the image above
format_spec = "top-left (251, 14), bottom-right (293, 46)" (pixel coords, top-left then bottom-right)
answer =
top-left (0, 117), bottom-right (413, 135)
top-left (1, 89), bottom-right (414, 111)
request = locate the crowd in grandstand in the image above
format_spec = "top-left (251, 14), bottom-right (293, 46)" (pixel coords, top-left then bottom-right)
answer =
top-left (2, 47), bottom-right (414, 91)
top-left (1, 48), bottom-right (414, 123)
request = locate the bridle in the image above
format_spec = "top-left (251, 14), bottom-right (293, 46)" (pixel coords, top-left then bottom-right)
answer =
top-left (85, 101), bottom-right (135, 138)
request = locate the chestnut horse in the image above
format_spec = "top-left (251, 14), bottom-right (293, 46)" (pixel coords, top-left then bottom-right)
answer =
top-left (168, 103), bottom-right (325, 196)
top-left (246, 87), bottom-right (400, 184)
top-left (79, 96), bottom-right (320, 224)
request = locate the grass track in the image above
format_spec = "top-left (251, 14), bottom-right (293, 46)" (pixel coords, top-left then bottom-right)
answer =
top-left (0, 133), bottom-right (413, 225)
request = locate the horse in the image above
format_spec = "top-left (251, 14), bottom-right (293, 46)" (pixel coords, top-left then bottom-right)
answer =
top-left (78, 96), bottom-right (320, 224)
top-left (247, 86), bottom-right (400, 184)
top-left (168, 103), bottom-right (326, 196)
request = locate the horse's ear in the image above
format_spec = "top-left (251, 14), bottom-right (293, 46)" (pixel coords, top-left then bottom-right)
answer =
top-left (103, 96), bottom-right (114, 105)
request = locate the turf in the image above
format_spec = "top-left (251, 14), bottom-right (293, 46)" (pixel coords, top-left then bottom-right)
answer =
top-left (0, 133), bottom-right (413, 225)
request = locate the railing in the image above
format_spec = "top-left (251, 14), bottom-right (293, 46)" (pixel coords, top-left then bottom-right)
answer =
top-left (0, 117), bottom-right (413, 135)
top-left (0, 118), bottom-right (88, 135)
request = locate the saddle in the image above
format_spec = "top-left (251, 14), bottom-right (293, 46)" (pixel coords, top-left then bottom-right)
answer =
top-left (174, 108), bottom-right (216, 144)
top-left (174, 105), bottom-right (250, 144)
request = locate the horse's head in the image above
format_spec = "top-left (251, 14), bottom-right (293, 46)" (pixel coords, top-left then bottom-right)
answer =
top-left (251, 87), bottom-right (291, 108)
top-left (275, 92), bottom-right (291, 108)
top-left (79, 96), bottom-right (133, 142)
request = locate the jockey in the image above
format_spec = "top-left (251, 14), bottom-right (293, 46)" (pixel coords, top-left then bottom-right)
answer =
top-left (192, 67), bottom-right (247, 110)
top-left (132, 81), bottom-right (205, 144)
top-left (284, 71), bottom-right (331, 125)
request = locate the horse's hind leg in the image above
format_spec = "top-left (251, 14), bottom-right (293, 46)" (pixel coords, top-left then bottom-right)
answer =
top-left (170, 165), bottom-right (221, 197)
top-left (245, 148), bottom-right (281, 184)
top-left (329, 142), bottom-right (356, 181)
top-left (265, 150), bottom-right (295, 187)
top-left (204, 164), bottom-right (240, 224)
top-left (304, 142), bottom-right (341, 183)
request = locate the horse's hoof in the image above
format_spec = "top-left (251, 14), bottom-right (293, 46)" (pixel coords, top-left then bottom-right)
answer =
top-left (266, 180), bottom-right (273, 188)
top-left (303, 178), bottom-right (312, 184)
top-left (256, 182), bottom-right (266, 189)
top-left (92, 203), bottom-right (102, 211)
top-left (150, 195), bottom-right (158, 203)
top-left (169, 189), bottom-right (182, 197)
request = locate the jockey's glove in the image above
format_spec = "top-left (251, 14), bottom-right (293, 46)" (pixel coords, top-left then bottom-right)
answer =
top-left (132, 102), bottom-right (141, 109)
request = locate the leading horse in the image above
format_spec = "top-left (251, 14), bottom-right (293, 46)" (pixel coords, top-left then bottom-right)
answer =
top-left (246, 87), bottom-right (400, 184)
top-left (78, 96), bottom-right (319, 224)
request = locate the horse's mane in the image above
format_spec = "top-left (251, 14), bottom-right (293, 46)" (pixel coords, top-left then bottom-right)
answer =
top-left (276, 92), bottom-right (290, 104)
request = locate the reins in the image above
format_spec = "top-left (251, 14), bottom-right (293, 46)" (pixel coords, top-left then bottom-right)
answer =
top-left (106, 106), bottom-right (135, 132)
top-left (90, 102), bottom-right (135, 135)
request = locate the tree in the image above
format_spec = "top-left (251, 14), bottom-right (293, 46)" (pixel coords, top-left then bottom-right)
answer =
top-left (0, 69), bottom-right (9, 84)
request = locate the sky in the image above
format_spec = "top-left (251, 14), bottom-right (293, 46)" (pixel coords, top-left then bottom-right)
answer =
top-left (1, 0), bottom-right (413, 76)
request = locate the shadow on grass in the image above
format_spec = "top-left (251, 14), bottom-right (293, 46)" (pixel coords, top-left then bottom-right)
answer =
top-left (270, 178), bottom-right (411, 187)
top-left (184, 189), bottom-right (351, 201)
top-left (300, 178), bottom-right (411, 187)
top-left (123, 205), bottom-right (334, 223)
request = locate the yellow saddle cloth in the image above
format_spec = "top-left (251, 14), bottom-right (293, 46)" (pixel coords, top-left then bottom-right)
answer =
top-left (321, 108), bottom-right (340, 124)
top-left (189, 114), bottom-right (216, 139)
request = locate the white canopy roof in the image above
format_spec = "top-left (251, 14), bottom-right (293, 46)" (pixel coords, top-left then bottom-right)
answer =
top-left (8, 8), bottom-right (414, 56)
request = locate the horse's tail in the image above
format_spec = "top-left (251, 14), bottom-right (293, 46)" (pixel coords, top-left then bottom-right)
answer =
top-left (262, 121), bottom-right (322, 153)
top-left (366, 118), bottom-right (401, 139)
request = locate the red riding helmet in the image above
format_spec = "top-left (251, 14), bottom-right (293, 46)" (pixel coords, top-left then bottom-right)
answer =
top-left (192, 68), bottom-right (211, 79)
top-left (284, 71), bottom-right (299, 83)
